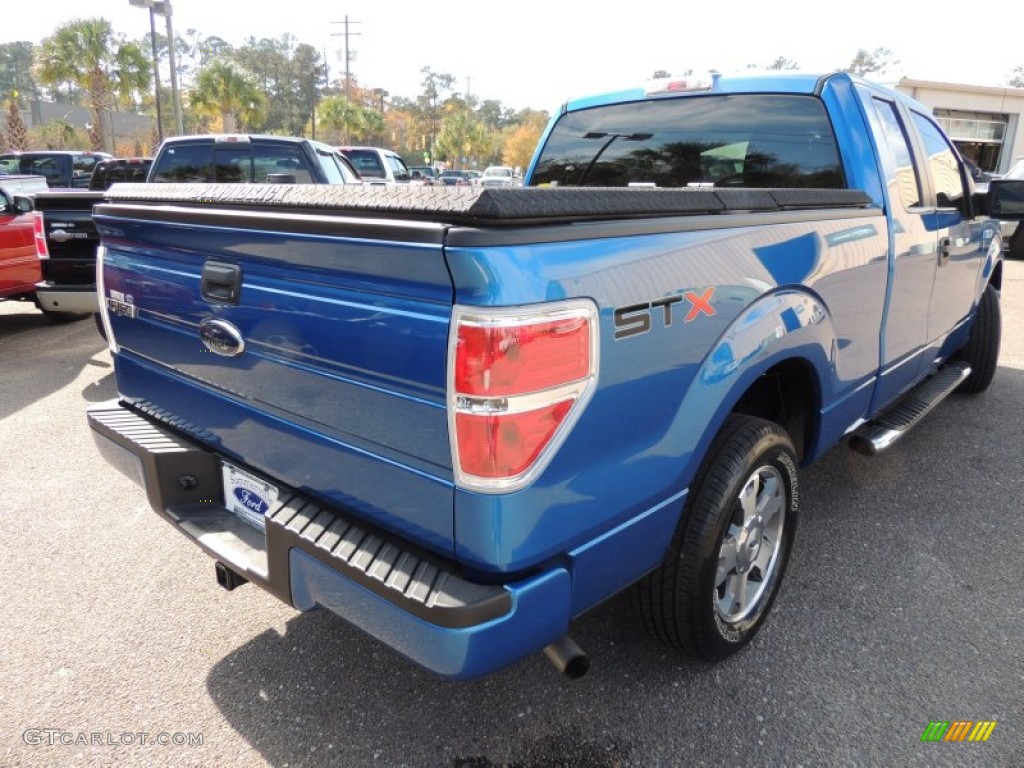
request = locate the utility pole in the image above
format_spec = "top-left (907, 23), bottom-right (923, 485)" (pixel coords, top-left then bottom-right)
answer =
top-left (330, 16), bottom-right (362, 104)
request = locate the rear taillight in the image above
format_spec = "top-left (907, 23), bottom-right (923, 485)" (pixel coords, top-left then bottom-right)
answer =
top-left (32, 212), bottom-right (49, 259)
top-left (449, 301), bottom-right (598, 492)
top-left (95, 245), bottom-right (118, 354)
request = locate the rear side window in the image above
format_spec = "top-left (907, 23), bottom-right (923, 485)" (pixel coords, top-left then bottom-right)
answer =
top-left (530, 94), bottom-right (845, 189)
top-left (152, 145), bottom-right (213, 182)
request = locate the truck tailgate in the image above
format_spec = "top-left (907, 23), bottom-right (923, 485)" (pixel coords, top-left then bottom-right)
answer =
top-left (94, 197), bottom-right (456, 556)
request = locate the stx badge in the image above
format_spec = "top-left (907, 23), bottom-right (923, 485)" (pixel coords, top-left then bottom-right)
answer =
top-left (614, 288), bottom-right (716, 340)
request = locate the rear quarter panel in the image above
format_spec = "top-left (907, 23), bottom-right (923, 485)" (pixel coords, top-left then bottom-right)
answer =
top-left (446, 211), bottom-right (888, 597)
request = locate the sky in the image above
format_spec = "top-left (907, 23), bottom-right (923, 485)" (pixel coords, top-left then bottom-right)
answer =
top-left (5, 0), bottom-right (1023, 112)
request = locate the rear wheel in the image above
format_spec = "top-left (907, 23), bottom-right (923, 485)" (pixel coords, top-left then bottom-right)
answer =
top-left (636, 415), bottom-right (798, 660)
top-left (1009, 223), bottom-right (1024, 260)
top-left (955, 283), bottom-right (1000, 394)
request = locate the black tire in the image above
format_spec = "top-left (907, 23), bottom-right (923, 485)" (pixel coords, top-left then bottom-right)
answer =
top-left (955, 283), bottom-right (1000, 394)
top-left (38, 306), bottom-right (90, 324)
top-left (636, 415), bottom-right (798, 661)
top-left (1009, 222), bottom-right (1024, 261)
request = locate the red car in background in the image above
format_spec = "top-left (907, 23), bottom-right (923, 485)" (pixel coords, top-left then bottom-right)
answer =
top-left (0, 175), bottom-right (88, 322)
top-left (0, 177), bottom-right (45, 306)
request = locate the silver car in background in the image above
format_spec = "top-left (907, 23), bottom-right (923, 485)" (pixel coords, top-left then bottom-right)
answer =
top-left (480, 166), bottom-right (518, 188)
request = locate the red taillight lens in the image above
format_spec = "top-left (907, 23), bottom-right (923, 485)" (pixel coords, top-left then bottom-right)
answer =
top-left (32, 212), bottom-right (49, 258)
top-left (456, 316), bottom-right (591, 396)
top-left (450, 303), bottom-right (597, 492)
top-left (455, 401), bottom-right (573, 478)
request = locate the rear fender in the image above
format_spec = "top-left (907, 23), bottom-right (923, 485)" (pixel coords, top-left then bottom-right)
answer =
top-left (673, 288), bottom-right (835, 490)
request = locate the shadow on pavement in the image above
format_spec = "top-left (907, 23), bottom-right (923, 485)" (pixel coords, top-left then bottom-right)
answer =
top-left (0, 311), bottom-right (107, 420)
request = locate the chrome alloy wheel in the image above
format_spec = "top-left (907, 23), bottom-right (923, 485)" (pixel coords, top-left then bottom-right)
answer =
top-left (714, 464), bottom-right (786, 623)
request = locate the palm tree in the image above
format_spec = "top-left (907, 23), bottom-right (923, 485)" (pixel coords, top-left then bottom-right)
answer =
top-left (35, 18), bottom-right (150, 151)
top-left (317, 96), bottom-right (365, 145)
top-left (359, 109), bottom-right (385, 146)
top-left (189, 60), bottom-right (265, 133)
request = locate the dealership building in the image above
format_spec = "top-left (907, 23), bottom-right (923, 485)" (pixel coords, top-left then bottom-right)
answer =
top-left (896, 78), bottom-right (1024, 174)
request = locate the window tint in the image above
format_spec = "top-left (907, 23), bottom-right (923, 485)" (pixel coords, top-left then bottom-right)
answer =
top-left (316, 150), bottom-right (345, 184)
top-left (252, 146), bottom-right (313, 183)
top-left (152, 144), bottom-right (213, 182)
top-left (871, 99), bottom-right (921, 209)
top-left (89, 162), bottom-right (150, 190)
top-left (21, 156), bottom-right (67, 185)
top-left (530, 95), bottom-right (844, 189)
top-left (73, 154), bottom-right (102, 174)
top-left (213, 148), bottom-right (252, 182)
top-left (341, 149), bottom-right (385, 178)
top-left (910, 112), bottom-right (966, 210)
top-left (388, 154), bottom-right (410, 182)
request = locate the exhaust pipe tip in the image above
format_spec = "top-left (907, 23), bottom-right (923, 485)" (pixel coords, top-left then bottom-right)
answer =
top-left (542, 635), bottom-right (590, 679)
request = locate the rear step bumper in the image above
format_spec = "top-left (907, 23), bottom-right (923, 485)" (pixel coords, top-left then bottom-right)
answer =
top-left (34, 283), bottom-right (98, 314)
top-left (87, 399), bottom-right (572, 679)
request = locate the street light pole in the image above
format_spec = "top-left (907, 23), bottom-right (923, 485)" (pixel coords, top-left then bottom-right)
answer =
top-left (157, 1), bottom-right (184, 136)
top-left (147, 8), bottom-right (163, 141)
top-left (129, 0), bottom-right (163, 142)
top-left (311, 70), bottom-right (317, 141)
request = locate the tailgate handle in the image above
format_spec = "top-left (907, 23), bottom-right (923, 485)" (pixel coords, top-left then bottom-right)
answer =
top-left (201, 261), bottom-right (242, 304)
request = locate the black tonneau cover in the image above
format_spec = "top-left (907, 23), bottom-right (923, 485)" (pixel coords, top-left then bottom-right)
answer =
top-left (101, 183), bottom-right (872, 227)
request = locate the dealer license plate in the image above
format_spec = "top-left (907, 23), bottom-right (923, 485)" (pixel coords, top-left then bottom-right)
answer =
top-left (221, 462), bottom-right (279, 533)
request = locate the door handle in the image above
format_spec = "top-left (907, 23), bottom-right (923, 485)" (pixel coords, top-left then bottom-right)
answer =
top-left (201, 261), bottom-right (242, 304)
top-left (938, 236), bottom-right (970, 267)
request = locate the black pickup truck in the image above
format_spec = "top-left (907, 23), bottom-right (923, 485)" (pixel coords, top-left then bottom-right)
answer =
top-left (30, 135), bottom-right (361, 326)
top-left (0, 150), bottom-right (111, 189)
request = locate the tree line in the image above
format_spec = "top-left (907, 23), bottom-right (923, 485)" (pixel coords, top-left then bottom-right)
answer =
top-left (3, 25), bottom-right (1024, 167)
top-left (0, 18), bottom-right (549, 170)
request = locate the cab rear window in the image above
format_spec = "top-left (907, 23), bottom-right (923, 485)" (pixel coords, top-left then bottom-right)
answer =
top-left (529, 94), bottom-right (845, 189)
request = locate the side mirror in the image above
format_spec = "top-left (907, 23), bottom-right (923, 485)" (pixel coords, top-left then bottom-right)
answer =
top-left (988, 179), bottom-right (1024, 221)
top-left (13, 196), bottom-right (34, 213)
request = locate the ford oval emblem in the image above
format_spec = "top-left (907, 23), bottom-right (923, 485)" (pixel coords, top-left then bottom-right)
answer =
top-left (233, 487), bottom-right (270, 515)
top-left (199, 318), bottom-right (245, 357)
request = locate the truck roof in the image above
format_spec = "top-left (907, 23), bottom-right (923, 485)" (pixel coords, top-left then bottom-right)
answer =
top-left (562, 71), bottom-right (928, 114)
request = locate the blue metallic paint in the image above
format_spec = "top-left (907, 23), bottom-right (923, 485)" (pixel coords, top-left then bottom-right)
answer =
top-left (289, 550), bottom-right (572, 679)
top-left (447, 210), bottom-right (888, 573)
top-left (94, 72), bottom-right (1000, 678)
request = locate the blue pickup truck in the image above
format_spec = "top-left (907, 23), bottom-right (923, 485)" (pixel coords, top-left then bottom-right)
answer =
top-left (87, 72), bottom-right (1020, 680)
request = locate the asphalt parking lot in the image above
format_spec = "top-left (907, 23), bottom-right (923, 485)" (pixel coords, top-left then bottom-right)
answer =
top-left (2, 261), bottom-right (1023, 768)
